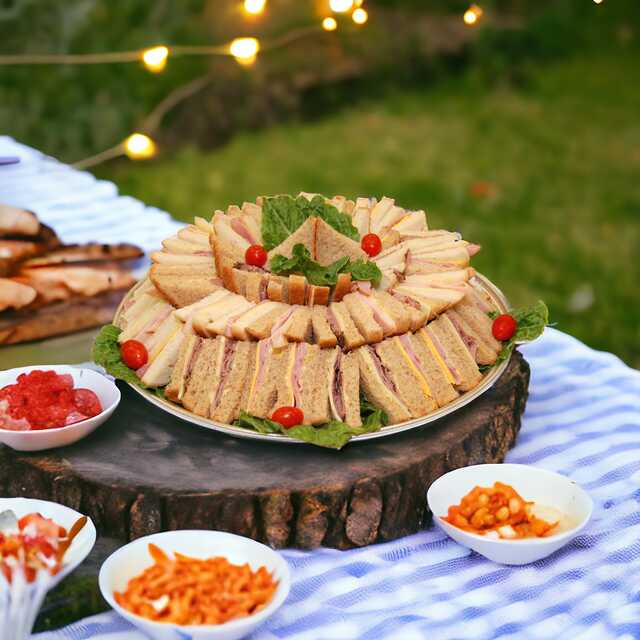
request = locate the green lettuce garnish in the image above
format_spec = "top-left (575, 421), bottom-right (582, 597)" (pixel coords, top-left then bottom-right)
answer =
top-left (481, 300), bottom-right (549, 371)
top-left (92, 324), bottom-right (147, 387)
top-left (261, 194), bottom-right (358, 250)
top-left (270, 244), bottom-right (382, 287)
top-left (234, 394), bottom-right (388, 449)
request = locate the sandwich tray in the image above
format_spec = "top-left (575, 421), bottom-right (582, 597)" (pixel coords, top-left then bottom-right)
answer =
top-left (114, 273), bottom-right (511, 445)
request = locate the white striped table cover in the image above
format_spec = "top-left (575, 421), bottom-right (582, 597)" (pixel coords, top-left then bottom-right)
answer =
top-left (2, 139), bottom-right (639, 640)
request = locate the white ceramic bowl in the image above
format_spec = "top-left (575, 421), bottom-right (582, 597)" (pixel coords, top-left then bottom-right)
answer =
top-left (99, 530), bottom-right (291, 640)
top-left (0, 497), bottom-right (96, 587)
top-left (0, 365), bottom-right (120, 451)
top-left (427, 463), bottom-right (593, 565)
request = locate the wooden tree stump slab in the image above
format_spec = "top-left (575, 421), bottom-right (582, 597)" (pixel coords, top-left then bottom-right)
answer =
top-left (0, 352), bottom-right (529, 550)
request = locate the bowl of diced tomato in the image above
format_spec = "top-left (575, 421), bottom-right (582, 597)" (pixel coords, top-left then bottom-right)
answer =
top-left (0, 365), bottom-right (120, 451)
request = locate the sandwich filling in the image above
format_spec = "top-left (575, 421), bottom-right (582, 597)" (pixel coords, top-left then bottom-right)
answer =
top-left (230, 218), bottom-right (257, 245)
top-left (326, 308), bottom-right (343, 346)
top-left (424, 327), bottom-right (462, 385)
top-left (292, 343), bottom-right (307, 408)
top-left (329, 351), bottom-right (345, 421)
top-left (446, 313), bottom-right (478, 359)
top-left (368, 345), bottom-right (397, 393)
top-left (211, 339), bottom-right (237, 412)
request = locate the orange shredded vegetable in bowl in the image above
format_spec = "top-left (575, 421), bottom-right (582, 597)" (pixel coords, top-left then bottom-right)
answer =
top-left (443, 482), bottom-right (559, 540)
top-left (114, 543), bottom-right (279, 626)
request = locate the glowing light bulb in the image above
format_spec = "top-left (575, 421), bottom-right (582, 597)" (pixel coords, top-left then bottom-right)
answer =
top-left (124, 134), bottom-right (156, 160)
top-left (352, 7), bottom-right (368, 24)
top-left (463, 4), bottom-right (483, 25)
top-left (142, 46), bottom-right (169, 73)
top-left (230, 37), bottom-right (260, 65)
top-left (593, 0), bottom-right (603, 3)
top-left (322, 17), bottom-right (338, 31)
top-left (244, 0), bottom-right (266, 15)
top-left (329, 0), bottom-right (353, 13)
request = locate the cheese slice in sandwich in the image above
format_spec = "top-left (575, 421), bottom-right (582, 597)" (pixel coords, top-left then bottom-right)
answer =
top-left (327, 302), bottom-right (365, 350)
top-left (314, 217), bottom-right (366, 266)
top-left (174, 290), bottom-right (232, 322)
top-left (446, 309), bottom-right (498, 365)
top-left (422, 316), bottom-right (482, 392)
top-left (399, 333), bottom-right (458, 407)
top-left (357, 345), bottom-right (411, 424)
top-left (343, 292), bottom-right (384, 343)
top-left (209, 340), bottom-right (256, 423)
top-left (375, 338), bottom-right (438, 418)
top-left (268, 306), bottom-right (298, 350)
top-left (392, 210), bottom-right (427, 235)
top-left (193, 294), bottom-right (254, 336)
top-left (328, 349), bottom-right (362, 427)
top-left (166, 335), bottom-right (202, 402)
top-left (230, 300), bottom-right (289, 340)
top-left (180, 338), bottom-right (223, 416)
top-left (310, 305), bottom-right (338, 347)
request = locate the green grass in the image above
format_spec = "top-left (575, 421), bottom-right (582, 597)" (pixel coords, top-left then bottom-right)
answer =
top-left (97, 49), bottom-right (640, 368)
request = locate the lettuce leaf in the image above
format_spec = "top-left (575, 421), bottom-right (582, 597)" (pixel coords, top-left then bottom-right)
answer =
top-left (261, 194), bottom-right (358, 250)
top-left (261, 195), bottom-right (308, 251)
top-left (234, 393), bottom-right (388, 449)
top-left (482, 300), bottom-right (549, 370)
top-left (92, 324), bottom-right (147, 388)
top-left (270, 243), bottom-right (382, 286)
top-left (305, 195), bottom-right (359, 241)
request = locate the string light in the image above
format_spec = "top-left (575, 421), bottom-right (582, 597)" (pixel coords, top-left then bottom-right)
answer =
top-left (123, 134), bottom-right (156, 160)
top-left (329, 0), bottom-right (353, 13)
top-left (141, 46), bottom-right (169, 73)
top-left (244, 0), bottom-right (266, 15)
top-left (229, 37), bottom-right (260, 65)
top-left (463, 4), bottom-right (483, 26)
top-left (322, 17), bottom-right (338, 31)
top-left (352, 8), bottom-right (368, 24)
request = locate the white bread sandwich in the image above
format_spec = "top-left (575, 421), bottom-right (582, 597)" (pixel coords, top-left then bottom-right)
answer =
top-left (342, 292), bottom-right (384, 343)
top-left (230, 300), bottom-right (289, 340)
top-left (166, 335), bottom-right (202, 402)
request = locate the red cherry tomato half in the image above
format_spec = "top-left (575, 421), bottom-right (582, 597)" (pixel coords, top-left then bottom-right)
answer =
top-left (361, 233), bottom-right (382, 257)
top-left (492, 314), bottom-right (518, 341)
top-left (245, 244), bottom-right (268, 268)
top-left (120, 340), bottom-right (149, 370)
top-left (271, 406), bottom-right (304, 429)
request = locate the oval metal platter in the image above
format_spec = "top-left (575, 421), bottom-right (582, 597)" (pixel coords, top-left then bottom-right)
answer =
top-left (114, 273), bottom-right (510, 445)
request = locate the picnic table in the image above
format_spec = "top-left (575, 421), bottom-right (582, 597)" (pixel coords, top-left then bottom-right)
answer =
top-left (2, 137), bottom-right (640, 640)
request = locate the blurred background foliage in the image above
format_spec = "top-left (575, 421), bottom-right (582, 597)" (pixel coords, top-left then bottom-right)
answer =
top-left (1, 0), bottom-right (639, 366)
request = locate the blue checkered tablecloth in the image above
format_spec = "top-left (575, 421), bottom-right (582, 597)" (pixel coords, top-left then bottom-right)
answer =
top-left (2, 138), bottom-right (640, 640)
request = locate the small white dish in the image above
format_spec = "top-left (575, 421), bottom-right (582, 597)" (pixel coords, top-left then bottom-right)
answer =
top-left (99, 530), bottom-right (291, 640)
top-left (0, 365), bottom-right (120, 451)
top-left (0, 498), bottom-right (96, 639)
top-left (427, 463), bottom-right (593, 565)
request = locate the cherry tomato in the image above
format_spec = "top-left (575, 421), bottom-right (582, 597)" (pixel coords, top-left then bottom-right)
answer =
top-left (271, 406), bottom-right (304, 429)
top-left (361, 233), bottom-right (382, 257)
top-left (492, 314), bottom-right (517, 341)
top-left (245, 244), bottom-right (268, 268)
top-left (120, 339), bottom-right (149, 370)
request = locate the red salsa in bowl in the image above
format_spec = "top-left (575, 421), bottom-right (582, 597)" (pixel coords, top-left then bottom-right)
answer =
top-left (0, 370), bottom-right (102, 431)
